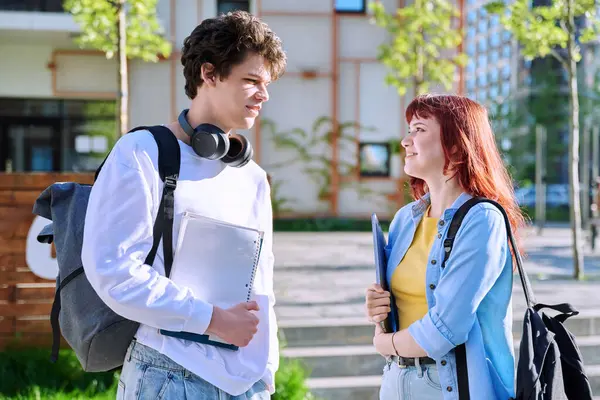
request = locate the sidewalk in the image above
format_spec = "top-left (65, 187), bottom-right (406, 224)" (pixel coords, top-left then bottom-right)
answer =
top-left (272, 226), bottom-right (600, 322)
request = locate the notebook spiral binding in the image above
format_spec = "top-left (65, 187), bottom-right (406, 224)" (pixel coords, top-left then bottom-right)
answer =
top-left (246, 233), bottom-right (264, 302)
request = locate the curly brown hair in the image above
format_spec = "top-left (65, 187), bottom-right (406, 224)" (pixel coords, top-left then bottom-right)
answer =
top-left (181, 11), bottom-right (287, 99)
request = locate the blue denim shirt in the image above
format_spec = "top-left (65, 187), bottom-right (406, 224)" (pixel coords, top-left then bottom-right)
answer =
top-left (386, 193), bottom-right (515, 400)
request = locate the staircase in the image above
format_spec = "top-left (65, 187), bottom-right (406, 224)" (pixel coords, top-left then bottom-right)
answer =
top-left (271, 230), bottom-right (600, 399)
top-left (277, 299), bottom-right (600, 399)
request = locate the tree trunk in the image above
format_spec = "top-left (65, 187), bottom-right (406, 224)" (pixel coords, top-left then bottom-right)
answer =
top-left (117, 0), bottom-right (128, 136)
top-left (566, 0), bottom-right (584, 279)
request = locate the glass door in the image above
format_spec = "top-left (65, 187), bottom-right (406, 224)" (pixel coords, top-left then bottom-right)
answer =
top-left (0, 119), bottom-right (61, 172)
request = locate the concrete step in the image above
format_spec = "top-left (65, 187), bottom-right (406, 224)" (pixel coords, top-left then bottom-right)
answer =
top-left (282, 336), bottom-right (600, 379)
top-left (307, 376), bottom-right (381, 400)
top-left (306, 365), bottom-right (600, 400)
top-left (279, 310), bottom-right (600, 348)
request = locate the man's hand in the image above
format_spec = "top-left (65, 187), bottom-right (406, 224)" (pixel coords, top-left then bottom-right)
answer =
top-left (206, 301), bottom-right (260, 347)
top-left (365, 283), bottom-right (391, 323)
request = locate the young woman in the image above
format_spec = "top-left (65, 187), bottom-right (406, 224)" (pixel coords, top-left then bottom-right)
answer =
top-left (365, 94), bottom-right (524, 400)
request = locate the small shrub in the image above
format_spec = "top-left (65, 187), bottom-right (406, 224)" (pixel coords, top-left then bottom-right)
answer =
top-left (0, 347), bottom-right (315, 399)
top-left (273, 355), bottom-right (316, 400)
top-left (0, 348), bottom-right (117, 398)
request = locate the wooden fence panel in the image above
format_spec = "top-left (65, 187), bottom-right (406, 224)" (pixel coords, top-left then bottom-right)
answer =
top-left (0, 173), bottom-right (93, 350)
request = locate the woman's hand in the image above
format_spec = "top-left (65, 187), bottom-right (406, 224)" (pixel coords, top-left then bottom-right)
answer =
top-left (373, 322), bottom-right (394, 357)
top-left (365, 283), bottom-right (391, 323)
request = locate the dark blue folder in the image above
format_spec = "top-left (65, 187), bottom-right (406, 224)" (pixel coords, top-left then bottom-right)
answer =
top-left (371, 213), bottom-right (398, 333)
top-left (159, 330), bottom-right (238, 351)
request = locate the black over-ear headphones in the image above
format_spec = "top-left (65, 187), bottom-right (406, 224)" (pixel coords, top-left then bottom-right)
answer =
top-left (177, 109), bottom-right (253, 168)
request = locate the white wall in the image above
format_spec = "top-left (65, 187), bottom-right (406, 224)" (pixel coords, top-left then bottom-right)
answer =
top-left (0, 44), bottom-right (55, 98)
top-left (262, 16), bottom-right (332, 74)
top-left (260, 75), bottom-right (332, 214)
top-left (254, 1), bottom-right (408, 216)
top-left (129, 59), bottom-right (172, 127)
top-left (261, 0), bottom-right (330, 13)
top-left (54, 52), bottom-right (117, 94)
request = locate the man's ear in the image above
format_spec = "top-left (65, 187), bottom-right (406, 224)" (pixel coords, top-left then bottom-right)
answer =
top-left (201, 63), bottom-right (218, 87)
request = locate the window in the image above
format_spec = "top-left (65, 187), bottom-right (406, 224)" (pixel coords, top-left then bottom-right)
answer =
top-left (478, 54), bottom-right (488, 69)
top-left (0, 0), bottom-right (64, 12)
top-left (466, 79), bottom-right (476, 93)
top-left (0, 98), bottom-right (116, 173)
top-left (467, 62), bottom-right (476, 75)
top-left (490, 33), bottom-right (501, 48)
top-left (359, 142), bottom-right (390, 177)
top-left (335, 0), bottom-right (366, 13)
top-left (490, 85), bottom-right (499, 100)
top-left (489, 68), bottom-right (499, 83)
top-left (217, 0), bottom-right (250, 14)
top-left (468, 26), bottom-right (476, 39)
top-left (490, 15), bottom-right (500, 28)
top-left (478, 19), bottom-right (487, 33)
top-left (490, 49), bottom-right (499, 64)
top-left (467, 11), bottom-right (477, 24)
top-left (477, 73), bottom-right (488, 87)
top-left (466, 40), bottom-right (476, 56)
top-left (502, 64), bottom-right (511, 79)
top-left (502, 82), bottom-right (510, 98)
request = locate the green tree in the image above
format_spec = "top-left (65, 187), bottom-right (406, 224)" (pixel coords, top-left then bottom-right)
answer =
top-left (490, 58), bottom-right (570, 186)
top-left (487, 0), bottom-right (600, 279)
top-left (64, 0), bottom-right (172, 137)
top-left (369, 0), bottom-right (468, 95)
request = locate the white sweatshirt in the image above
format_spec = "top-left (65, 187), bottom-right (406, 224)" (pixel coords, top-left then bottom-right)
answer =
top-left (81, 129), bottom-right (278, 395)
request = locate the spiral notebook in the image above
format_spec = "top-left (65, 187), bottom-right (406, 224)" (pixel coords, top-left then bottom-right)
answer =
top-left (159, 211), bottom-right (264, 351)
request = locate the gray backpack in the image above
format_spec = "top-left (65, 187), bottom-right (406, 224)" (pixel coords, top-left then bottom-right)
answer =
top-left (32, 125), bottom-right (180, 372)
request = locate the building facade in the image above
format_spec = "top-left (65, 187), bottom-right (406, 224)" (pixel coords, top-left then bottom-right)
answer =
top-left (0, 0), bottom-right (464, 218)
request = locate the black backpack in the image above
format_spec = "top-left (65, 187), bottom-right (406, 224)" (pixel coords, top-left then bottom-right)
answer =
top-left (32, 125), bottom-right (180, 372)
top-left (443, 198), bottom-right (593, 400)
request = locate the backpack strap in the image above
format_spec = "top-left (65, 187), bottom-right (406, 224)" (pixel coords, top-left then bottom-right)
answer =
top-left (129, 125), bottom-right (181, 278)
top-left (50, 125), bottom-right (180, 363)
top-left (443, 198), bottom-right (480, 400)
top-left (443, 197), bottom-right (536, 400)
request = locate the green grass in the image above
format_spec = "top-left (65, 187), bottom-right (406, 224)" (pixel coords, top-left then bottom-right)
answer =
top-left (0, 348), bottom-right (118, 400)
top-left (0, 386), bottom-right (117, 400)
top-left (0, 347), bottom-right (314, 400)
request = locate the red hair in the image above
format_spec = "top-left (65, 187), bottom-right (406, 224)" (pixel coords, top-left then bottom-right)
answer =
top-left (405, 94), bottom-right (526, 253)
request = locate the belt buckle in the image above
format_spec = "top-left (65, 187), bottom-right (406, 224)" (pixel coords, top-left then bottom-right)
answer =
top-left (396, 356), bottom-right (408, 368)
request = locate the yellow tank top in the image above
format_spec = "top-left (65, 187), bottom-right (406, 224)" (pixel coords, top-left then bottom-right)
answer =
top-left (391, 212), bottom-right (438, 330)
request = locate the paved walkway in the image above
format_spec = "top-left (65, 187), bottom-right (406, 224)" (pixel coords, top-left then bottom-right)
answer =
top-left (272, 226), bottom-right (600, 322)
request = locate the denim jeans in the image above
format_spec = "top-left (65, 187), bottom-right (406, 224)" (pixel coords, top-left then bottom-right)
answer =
top-left (117, 340), bottom-right (269, 400)
top-left (379, 359), bottom-right (443, 400)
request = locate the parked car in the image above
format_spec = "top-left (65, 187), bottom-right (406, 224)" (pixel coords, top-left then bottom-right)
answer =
top-left (514, 184), bottom-right (570, 208)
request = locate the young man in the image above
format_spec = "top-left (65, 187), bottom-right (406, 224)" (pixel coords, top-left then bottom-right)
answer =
top-left (81, 11), bottom-right (286, 399)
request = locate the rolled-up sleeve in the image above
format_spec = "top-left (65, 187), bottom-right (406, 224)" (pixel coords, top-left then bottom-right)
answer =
top-left (408, 206), bottom-right (508, 360)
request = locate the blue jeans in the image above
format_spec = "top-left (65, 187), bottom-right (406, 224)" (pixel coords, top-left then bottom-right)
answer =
top-left (117, 340), bottom-right (269, 400)
top-left (379, 359), bottom-right (443, 400)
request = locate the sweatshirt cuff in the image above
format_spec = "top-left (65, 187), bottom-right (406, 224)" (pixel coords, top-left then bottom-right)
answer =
top-left (182, 300), bottom-right (214, 334)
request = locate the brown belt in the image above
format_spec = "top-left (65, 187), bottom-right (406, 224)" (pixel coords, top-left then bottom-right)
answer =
top-left (389, 355), bottom-right (436, 367)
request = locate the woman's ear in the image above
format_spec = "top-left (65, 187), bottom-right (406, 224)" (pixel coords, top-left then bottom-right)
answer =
top-left (448, 145), bottom-right (459, 157)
